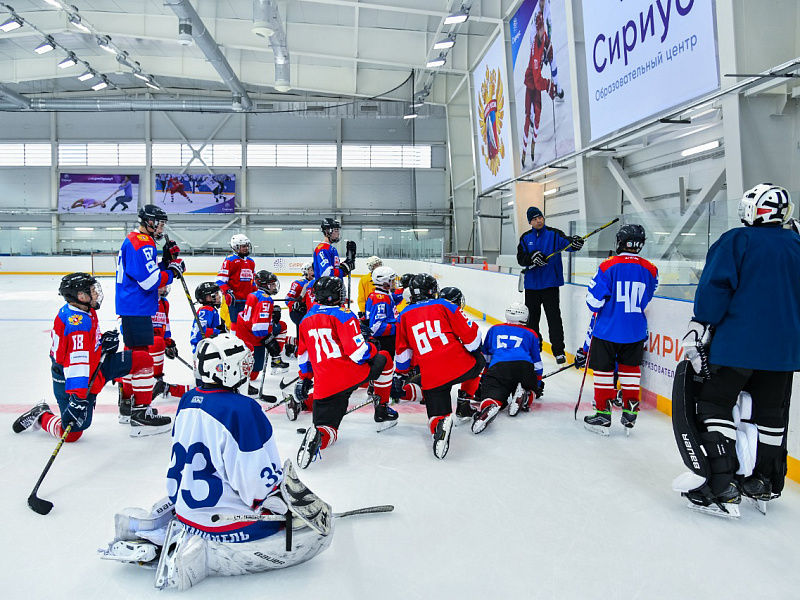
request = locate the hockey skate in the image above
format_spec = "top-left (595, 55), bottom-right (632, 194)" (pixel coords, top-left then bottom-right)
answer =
top-left (297, 426), bottom-right (322, 469)
top-left (99, 539), bottom-right (159, 567)
top-left (285, 393), bottom-right (302, 421)
top-left (471, 400), bottom-right (501, 434)
top-left (620, 400), bottom-right (639, 436)
top-left (508, 385), bottom-right (529, 417)
top-left (741, 474), bottom-right (778, 515)
top-left (12, 401), bottom-right (50, 433)
top-left (119, 397), bottom-right (132, 424)
top-left (683, 481), bottom-right (742, 519)
top-left (373, 397), bottom-right (398, 433)
top-left (432, 415), bottom-right (454, 460)
top-left (555, 86), bottom-right (565, 102)
top-left (130, 405), bottom-right (172, 437)
top-left (271, 356), bottom-right (290, 375)
top-left (455, 390), bottom-right (477, 423)
top-left (152, 376), bottom-right (167, 400)
top-left (583, 410), bottom-right (611, 436)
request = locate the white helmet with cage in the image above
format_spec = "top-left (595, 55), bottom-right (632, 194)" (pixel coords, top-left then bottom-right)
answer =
top-left (372, 266), bottom-right (396, 291)
top-left (194, 333), bottom-right (254, 389)
top-left (739, 184), bottom-right (794, 226)
top-left (366, 256), bottom-right (383, 272)
top-left (301, 262), bottom-right (314, 280)
top-left (505, 302), bottom-right (529, 325)
top-left (230, 233), bottom-right (252, 257)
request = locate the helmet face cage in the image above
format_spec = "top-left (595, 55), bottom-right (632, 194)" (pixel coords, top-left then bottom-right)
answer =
top-left (60, 272), bottom-right (103, 309)
top-left (230, 234), bottom-right (252, 257)
top-left (366, 256), bottom-right (383, 271)
top-left (505, 302), bottom-right (529, 325)
top-left (321, 218), bottom-right (341, 243)
top-left (372, 266), bottom-right (396, 291)
top-left (195, 334), bottom-right (254, 389)
top-left (301, 262), bottom-right (314, 280)
top-left (313, 276), bottom-right (345, 305)
top-left (409, 274), bottom-right (438, 302)
top-left (138, 205), bottom-right (168, 241)
top-left (739, 184), bottom-right (794, 226)
top-left (615, 224), bottom-right (646, 254)
top-left (195, 282), bottom-right (221, 307)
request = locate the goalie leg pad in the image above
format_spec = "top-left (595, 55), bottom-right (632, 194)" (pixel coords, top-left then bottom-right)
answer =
top-left (671, 360), bottom-right (712, 484)
top-left (114, 496), bottom-right (176, 544)
top-left (280, 459), bottom-right (333, 536)
top-left (154, 520), bottom-right (209, 591)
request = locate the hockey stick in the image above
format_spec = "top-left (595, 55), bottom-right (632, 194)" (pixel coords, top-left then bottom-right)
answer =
top-left (573, 325), bottom-right (594, 420)
top-left (165, 236), bottom-right (205, 339)
top-left (210, 504), bottom-right (394, 524)
top-left (344, 397), bottom-right (374, 416)
top-left (279, 374), bottom-right (300, 390)
top-left (28, 353), bottom-right (108, 515)
top-left (174, 354), bottom-right (193, 371)
top-left (542, 361), bottom-right (577, 379)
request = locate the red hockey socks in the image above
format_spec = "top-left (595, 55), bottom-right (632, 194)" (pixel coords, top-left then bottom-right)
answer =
top-left (372, 351), bottom-right (394, 405)
top-left (318, 425), bottom-right (337, 449)
top-left (618, 364), bottom-right (641, 409)
top-left (149, 336), bottom-right (166, 378)
top-left (592, 370), bottom-right (617, 412)
top-left (460, 376), bottom-right (480, 398)
top-left (41, 411), bottom-right (83, 442)
top-left (130, 350), bottom-right (155, 406)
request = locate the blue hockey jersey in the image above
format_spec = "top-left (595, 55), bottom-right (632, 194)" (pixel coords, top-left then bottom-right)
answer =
top-left (313, 242), bottom-right (346, 279)
top-left (482, 322), bottom-right (543, 375)
top-left (586, 253), bottom-right (658, 343)
top-left (116, 231), bottom-right (173, 317)
top-left (167, 387), bottom-right (284, 541)
top-left (190, 305), bottom-right (225, 352)
top-left (366, 290), bottom-right (402, 337)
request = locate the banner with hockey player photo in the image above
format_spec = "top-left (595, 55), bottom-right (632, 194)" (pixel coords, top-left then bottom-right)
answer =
top-left (510, 0), bottom-right (576, 173)
top-left (582, 0), bottom-right (719, 141)
top-left (155, 173), bottom-right (236, 214)
top-left (58, 174), bottom-right (139, 214)
top-left (472, 33), bottom-right (514, 192)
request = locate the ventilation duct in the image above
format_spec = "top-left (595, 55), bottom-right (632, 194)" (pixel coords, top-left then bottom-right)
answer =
top-left (253, 0), bottom-right (291, 92)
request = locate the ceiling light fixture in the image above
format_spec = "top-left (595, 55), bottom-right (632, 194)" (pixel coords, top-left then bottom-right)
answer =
top-left (145, 81), bottom-right (159, 90)
top-left (426, 54), bottom-right (446, 69)
top-left (444, 7), bottom-right (469, 25)
top-left (403, 110), bottom-right (418, 120)
top-left (543, 187), bottom-right (560, 196)
top-left (77, 70), bottom-right (95, 81)
top-left (133, 72), bottom-right (150, 82)
top-left (363, 228), bottom-right (381, 232)
top-left (58, 54), bottom-right (77, 68)
top-left (433, 35), bottom-right (456, 50)
top-left (412, 100), bottom-right (425, 108)
top-left (681, 140), bottom-right (720, 157)
top-left (0, 15), bottom-right (23, 32)
top-left (97, 35), bottom-right (115, 54)
top-left (263, 227), bottom-right (282, 231)
top-left (92, 78), bottom-right (109, 91)
top-left (43, 0), bottom-right (63, 7)
top-left (68, 13), bottom-right (90, 33)
top-left (34, 38), bottom-right (55, 54)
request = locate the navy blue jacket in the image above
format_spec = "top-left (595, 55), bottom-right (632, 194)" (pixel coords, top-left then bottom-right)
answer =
top-left (517, 226), bottom-right (573, 290)
top-left (694, 225), bottom-right (800, 371)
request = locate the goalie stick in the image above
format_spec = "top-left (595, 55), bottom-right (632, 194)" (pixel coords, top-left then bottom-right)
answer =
top-left (210, 504), bottom-right (394, 524)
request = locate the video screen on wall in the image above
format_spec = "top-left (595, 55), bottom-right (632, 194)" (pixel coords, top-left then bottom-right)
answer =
top-left (58, 174), bottom-right (139, 214)
top-left (154, 173), bottom-right (236, 214)
top-left (581, 0), bottom-right (719, 140)
top-left (510, 0), bottom-right (576, 172)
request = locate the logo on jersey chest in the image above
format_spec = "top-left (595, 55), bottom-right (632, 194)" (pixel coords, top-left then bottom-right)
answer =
top-left (68, 314), bottom-right (83, 326)
top-left (240, 268), bottom-right (254, 281)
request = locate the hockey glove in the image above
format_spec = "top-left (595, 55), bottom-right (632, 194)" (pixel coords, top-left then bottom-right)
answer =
top-left (272, 305), bottom-right (282, 326)
top-left (163, 239), bottom-right (181, 261)
top-left (530, 250), bottom-right (547, 267)
top-left (345, 240), bottom-right (357, 265)
top-left (63, 394), bottom-right (90, 429)
top-left (534, 380), bottom-right (545, 399)
top-left (295, 378), bottom-right (313, 402)
top-left (164, 338), bottom-right (178, 360)
top-left (167, 258), bottom-right (186, 277)
top-left (289, 302), bottom-right (307, 324)
top-left (262, 334), bottom-right (281, 357)
top-left (358, 311), bottom-right (366, 320)
top-left (100, 330), bottom-right (120, 354)
top-left (682, 320), bottom-right (713, 379)
top-left (574, 348), bottom-right (587, 369)
top-left (338, 261), bottom-right (351, 277)
top-left (224, 290), bottom-right (235, 306)
top-left (569, 235), bottom-right (585, 250)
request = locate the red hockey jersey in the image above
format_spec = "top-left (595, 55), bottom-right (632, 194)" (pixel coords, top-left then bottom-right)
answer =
top-left (236, 290), bottom-right (277, 349)
top-left (396, 299), bottom-right (482, 390)
top-left (151, 297), bottom-right (172, 339)
top-left (217, 255), bottom-right (257, 301)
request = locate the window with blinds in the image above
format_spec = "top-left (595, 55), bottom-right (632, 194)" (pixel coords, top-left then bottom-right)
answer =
top-left (152, 143), bottom-right (242, 167)
top-left (0, 143), bottom-right (52, 166)
top-left (342, 144), bottom-right (431, 168)
top-left (58, 143), bottom-right (146, 166)
top-left (247, 144), bottom-right (337, 167)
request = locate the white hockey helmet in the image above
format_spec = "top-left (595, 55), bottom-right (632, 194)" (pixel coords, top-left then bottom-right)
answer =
top-left (301, 261), bottom-right (314, 279)
top-left (738, 184), bottom-right (794, 226)
top-left (194, 333), bottom-right (254, 389)
top-left (366, 256), bottom-right (383, 271)
top-left (505, 302), bottom-right (529, 325)
top-left (372, 266), bottom-right (396, 291)
top-left (230, 233), bottom-right (252, 257)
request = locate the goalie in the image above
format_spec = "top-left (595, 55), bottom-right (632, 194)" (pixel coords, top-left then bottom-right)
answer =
top-left (99, 334), bottom-right (334, 590)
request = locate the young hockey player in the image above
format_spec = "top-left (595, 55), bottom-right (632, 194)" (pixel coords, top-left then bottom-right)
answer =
top-left (473, 303), bottom-right (544, 434)
top-left (100, 334), bottom-right (335, 590)
top-left (357, 255), bottom-right (383, 318)
top-left (582, 224), bottom-right (658, 435)
top-left (116, 204), bottom-right (184, 433)
top-left (190, 282), bottom-right (227, 354)
top-left (395, 274), bottom-right (483, 459)
top-left (313, 218), bottom-right (354, 280)
top-left (236, 270), bottom-right (289, 398)
top-left (217, 234), bottom-right (257, 329)
top-left (295, 276), bottom-right (398, 469)
top-left (439, 286), bottom-right (465, 309)
top-left (166, 175), bottom-right (191, 203)
top-left (286, 262), bottom-right (316, 356)
top-left (13, 273), bottom-right (171, 440)
top-left (674, 184), bottom-right (800, 516)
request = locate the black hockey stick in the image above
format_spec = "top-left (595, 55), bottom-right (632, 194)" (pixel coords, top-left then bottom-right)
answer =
top-left (542, 361), bottom-right (577, 379)
top-left (210, 504), bottom-right (394, 524)
top-left (573, 327), bottom-right (594, 420)
top-left (28, 353), bottom-right (107, 515)
top-left (165, 236), bottom-right (205, 339)
top-left (279, 374), bottom-right (300, 390)
top-left (174, 354), bottom-right (193, 371)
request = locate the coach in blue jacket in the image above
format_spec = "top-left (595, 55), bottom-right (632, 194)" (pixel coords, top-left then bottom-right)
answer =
top-left (516, 206), bottom-right (584, 363)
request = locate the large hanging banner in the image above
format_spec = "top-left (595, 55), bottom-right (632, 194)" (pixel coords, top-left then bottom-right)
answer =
top-left (58, 174), bottom-right (139, 213)
top-left (582, 0), bottom-right (719, 141)
top-left (472, 34), bottom-right (514, 192)
top-left (510, 0), bottom-right (576, 172)
top-left (155, 173), bottom-right (236, 214)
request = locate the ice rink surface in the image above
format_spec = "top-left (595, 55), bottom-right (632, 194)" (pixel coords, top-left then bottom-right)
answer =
top-left (3, 274), bottom-right (800, 599)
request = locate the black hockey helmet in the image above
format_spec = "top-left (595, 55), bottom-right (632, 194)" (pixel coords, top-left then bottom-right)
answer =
top-left (59, 272), bottom-right (103, 309)
top-left (439, 286), bottom-right (465, 308)
top-left (138, 204), bottom-right (168, 240)
top-left (616, 224), bottom-right (646, 254)
top-left (409, 273), bottom-right (438, 303)
top-left (321, 217), bottom-right (341, 242)
top-left (399, 273), bottom-right (414, 289)
top-left (255, 270), bottom-right (280, 295)
top-left (313, 276), bottom-right (345, 306)
top-left (195, 281), bottom-right (221, 307)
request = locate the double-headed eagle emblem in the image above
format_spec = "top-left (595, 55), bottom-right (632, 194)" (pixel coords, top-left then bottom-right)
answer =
top-left (478, 65), bottom-right (505, 175)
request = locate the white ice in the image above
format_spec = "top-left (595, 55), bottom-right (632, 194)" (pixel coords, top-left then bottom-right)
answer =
top-left (2, 274), bottom-right (800, 599)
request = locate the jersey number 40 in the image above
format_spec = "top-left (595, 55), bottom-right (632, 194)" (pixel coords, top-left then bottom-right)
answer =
top-left (616, 281), bottom-right (646, 313)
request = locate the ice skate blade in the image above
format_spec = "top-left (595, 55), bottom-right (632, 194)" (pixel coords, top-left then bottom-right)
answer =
top-left (129, 424), bottom-right (172, 437)
top-left (746, 497), bottom-right (768, 515)
top-left (376, 420), bottom-right (398, 433)
top-left (583, 423), bottom-right (610, 436)
top-left (686, 501), bottom-right (740, 519)
top-left (118, 415), bottom-right (130, 425)
top-left (271, 366), bottom-right (290, 375)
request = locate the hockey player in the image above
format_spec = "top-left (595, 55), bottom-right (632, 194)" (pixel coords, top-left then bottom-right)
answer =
top-left (202, 174), bottom-right (225, 203)
top-left (166, 175), bottom-right (191, 203)
top-left (473, 303), bottom-right (544, 434)
top-left (439, 286), bottom-right (465, 308)
top-left (516, 206), bottom-right (584, 363)
top-left (395, 274), bottom-right (483, 459)
top-left (295, 276), bottom-right (398, 469)
top-left (190, 282), bottom-right (227, 354)
top-left (101, 334), bottom-right (335, 590)
top-left (236, 270), bottom-right (289, 398)
top-left (539, 0), bottom-right (564, 101)
top-left (286, 262), bottom-right (316, 356)
top-left (674, 184), bottom-right (800, 515)
top-left (313, 218), bottom-right (354, 280)
top-left (116, 204), bottom-right (184, 434)
top-left (357, 255), bottom-right (383, 318)
top-left (217, 233), bottom-right (257, 329)
top-left (583, 224), bottom-right (658, 435)
top-left (521, 10), bottom-right (558, 168)
top-left (13, 273), bottom-right (171, 440)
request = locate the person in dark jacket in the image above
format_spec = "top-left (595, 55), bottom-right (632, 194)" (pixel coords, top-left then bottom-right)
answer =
top-left (516, 206), bottom-right (584, 363)
top-left (678, 183), bottom-right (800, 512)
